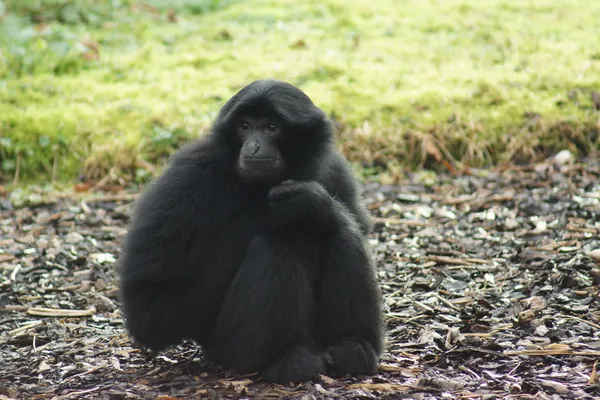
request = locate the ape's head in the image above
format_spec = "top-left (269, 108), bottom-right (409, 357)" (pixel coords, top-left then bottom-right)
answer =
top-left (213, 79), bottom-right (333, 185)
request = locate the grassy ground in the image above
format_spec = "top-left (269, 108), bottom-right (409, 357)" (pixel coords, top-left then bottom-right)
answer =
top-left (1, 0), bottom-right (599, 185)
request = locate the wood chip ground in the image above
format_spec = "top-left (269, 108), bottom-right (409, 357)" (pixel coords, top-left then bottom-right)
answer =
top-left (1, 158), bottom-right (599, 399)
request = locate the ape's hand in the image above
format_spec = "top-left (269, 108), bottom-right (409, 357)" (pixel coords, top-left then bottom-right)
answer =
top-left (268, 180), bottom-right (337, 229)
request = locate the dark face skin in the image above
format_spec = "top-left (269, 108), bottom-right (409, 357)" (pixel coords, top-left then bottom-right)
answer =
top-left (235, 115), bottom-right (286, 185)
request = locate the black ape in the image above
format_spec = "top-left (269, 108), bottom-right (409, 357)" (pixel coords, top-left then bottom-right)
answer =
top-left (117, 79), bottom-right (385, 383)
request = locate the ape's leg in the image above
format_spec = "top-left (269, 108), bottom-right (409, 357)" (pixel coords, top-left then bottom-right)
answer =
top-left (316, 227), bottom-right (384, 376)
top-left (120, 280), bottom-right (205, 351)
top-left (204, 235), bottom-right (325, 383)
top-left (119, 212), bottom-right (262, 352)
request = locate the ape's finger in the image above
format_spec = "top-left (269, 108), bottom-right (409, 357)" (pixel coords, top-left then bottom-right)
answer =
top-left (268, 185), bottom-right (300, 201)
top-left (280, 179), bottom-right (296, 186)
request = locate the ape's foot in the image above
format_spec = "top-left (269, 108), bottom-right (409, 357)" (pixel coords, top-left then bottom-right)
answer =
top-left (262, 346), bottom-right (325, 383)
top-left (326, 338), bottom-right (378, 376)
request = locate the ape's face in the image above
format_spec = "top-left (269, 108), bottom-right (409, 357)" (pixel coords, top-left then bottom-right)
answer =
top-left (235, 113), bottom-right (287, 185)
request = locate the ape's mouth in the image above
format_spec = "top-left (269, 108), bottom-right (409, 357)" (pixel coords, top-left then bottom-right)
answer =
top-left (237, 156), bottom-right (285, 184)
top-left (244, 156), bottom-right (279, 162)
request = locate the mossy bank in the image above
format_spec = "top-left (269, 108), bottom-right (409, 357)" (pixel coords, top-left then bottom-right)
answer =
top-left (1, 0), bottom-right (599, 185)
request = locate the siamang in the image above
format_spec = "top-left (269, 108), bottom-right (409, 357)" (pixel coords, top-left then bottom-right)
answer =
top-left (117, 79), bottom-right (385, 383)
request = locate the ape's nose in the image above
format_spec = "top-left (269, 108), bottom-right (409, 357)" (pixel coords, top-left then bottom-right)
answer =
top-left (251, 142), bottom-right (260, 155)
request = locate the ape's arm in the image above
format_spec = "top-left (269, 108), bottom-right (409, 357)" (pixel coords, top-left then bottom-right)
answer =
top-left (120, 143), bottom-right (224, 281)
top-left (321, 151), bottom-right (372, 234)
top-left (269, 151), bottom-right (371, 235)
top-left (266, 163), bottom-right (384, 374)
top-left (267, 181), bottom-right (358, 233)
top-left (118, 141), bottom-right (240, 350)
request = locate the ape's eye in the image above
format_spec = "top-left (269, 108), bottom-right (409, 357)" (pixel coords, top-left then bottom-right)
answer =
top-left (266, 124), bottom-right (277, 132)
top-left (240, 122), bottom-right (250, 130)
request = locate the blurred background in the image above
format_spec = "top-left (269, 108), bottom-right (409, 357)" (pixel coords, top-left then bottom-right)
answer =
top-left (0, 0), bottom-right (599, 189)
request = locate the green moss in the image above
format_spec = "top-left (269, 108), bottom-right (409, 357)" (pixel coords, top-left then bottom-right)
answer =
top-left (1, 0), bottom-right (599, 184)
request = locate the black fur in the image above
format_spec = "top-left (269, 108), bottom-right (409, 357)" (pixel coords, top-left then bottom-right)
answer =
top-left (117, 79), bottom-right (385, 383)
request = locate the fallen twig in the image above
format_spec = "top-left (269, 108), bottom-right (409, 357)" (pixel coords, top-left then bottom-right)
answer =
top-left (504, 349), bottom-right (600, 357)
top-left (8, 320), bottom-right (43, 336)
top-left (428, 255), bottom-right (472, 265)
top-left (373, 217), bottom-right (433, 227)
top-left (377, 364), bottom-right (423, 373)
top-left (26, 307), bottom-right (95, 317)
top-left (556, 314), bottom-right (600, 330)
top-left (84, 193), bottom-right (138, 203)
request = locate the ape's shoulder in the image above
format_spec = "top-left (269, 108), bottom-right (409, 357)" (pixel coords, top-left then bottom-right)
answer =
top-left (133, 136), bottom-right (231, 211)
top-left (319, 149), bottom-right (357, 188)
top-left (170, 136), bottom-right (221, 167)
top-left (156, 136), bottom-right (231, 181)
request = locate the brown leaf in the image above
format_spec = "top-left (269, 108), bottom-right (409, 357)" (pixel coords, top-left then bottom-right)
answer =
top-left (422, 135), bottom-right (443, 162)
top-left (540, 379), bottom-right (569, 394)
top-left (319, 374), bottom-right (338, 385)
top-left (521, 296), bottom-right (546, 311)
top-left (417, 377), bottom-right (467, 391)
top-left (0, 254), bottom-right (15, 263)
top-left (290, 39), bottom-right (307, 49)
top-left (517, 309), bottom-right (537, 324)
top-left (74, 182), bottom-right (92, 193)
top-left (80, 40), bottom-right (100, 61)
top-left (586, 249), bottom-right (600, 262)
top-left (518, 249), bottom-right (550, 261)
top-left (221, 379), bottom-right (252, 394)
top-left (0, 385), bottom-right (18, 399)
